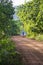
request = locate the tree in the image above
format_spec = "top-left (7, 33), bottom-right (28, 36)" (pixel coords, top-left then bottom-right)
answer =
top-left (0, 0), bottom-right (14, 39)
top-left (17, 0), bottom-right (43, 38)
top-left (6, 20), bottom-right (21, 35)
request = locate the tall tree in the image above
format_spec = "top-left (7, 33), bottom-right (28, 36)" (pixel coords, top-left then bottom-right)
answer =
top-left (0, 0), bottom-right (14, 39)
top-left (17, 0), bottom-right (43, 37)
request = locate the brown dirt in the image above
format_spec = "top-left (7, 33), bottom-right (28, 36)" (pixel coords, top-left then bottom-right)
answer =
top-left (12, 36), bottom-right (43, 65)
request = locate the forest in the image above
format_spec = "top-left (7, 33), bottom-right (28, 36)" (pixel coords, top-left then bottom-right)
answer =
top-left (0, 0), bottom-right (43, 65)
top-left (0, 0), bottom-right (23, 65)
top-left (17, 0), bottom-right (43, 40)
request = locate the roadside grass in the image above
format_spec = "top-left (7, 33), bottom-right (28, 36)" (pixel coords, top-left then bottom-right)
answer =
top-left (35, 34), bottom-right (43, 41)
top-left (26, 33), bottom-right (43, 41)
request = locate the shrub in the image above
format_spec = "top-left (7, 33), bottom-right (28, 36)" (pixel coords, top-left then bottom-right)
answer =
top-left (0, 38), bottom-right (23, 65)
top-left (35, 34), bottom-right (43, 41)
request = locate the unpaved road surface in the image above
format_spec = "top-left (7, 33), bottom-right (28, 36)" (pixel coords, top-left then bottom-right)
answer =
top-left (12, 36), bottom-right (43, 65)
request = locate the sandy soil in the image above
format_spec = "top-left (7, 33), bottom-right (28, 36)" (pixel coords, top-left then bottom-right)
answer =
top-left (12, 36), bottom-right (43, 65)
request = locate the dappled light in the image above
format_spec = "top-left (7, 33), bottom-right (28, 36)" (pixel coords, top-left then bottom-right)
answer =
top-left (0, 0), bottom-right (43, 65)
top-left (12, 36), bottom-right (43, 65)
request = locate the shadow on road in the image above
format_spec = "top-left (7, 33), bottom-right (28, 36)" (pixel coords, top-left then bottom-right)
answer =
top-left (12, 36), bottom-right (43, 65)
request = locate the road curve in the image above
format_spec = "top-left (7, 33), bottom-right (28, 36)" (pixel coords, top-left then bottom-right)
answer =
top-left (12, 36), bottom-right (43, 65)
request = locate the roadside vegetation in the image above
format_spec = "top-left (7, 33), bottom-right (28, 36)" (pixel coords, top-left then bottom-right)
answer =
top-left (17, 0), bottom-right (43, 41)
top-left (0, 0), bottom-right (43, 64)
top-left (0, 0), bottom-right (23, 65)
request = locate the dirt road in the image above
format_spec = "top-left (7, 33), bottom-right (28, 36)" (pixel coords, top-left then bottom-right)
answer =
top-left (12, 36), bottom-right (43, 65)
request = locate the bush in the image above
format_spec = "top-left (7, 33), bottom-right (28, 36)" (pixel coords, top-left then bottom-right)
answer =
top-left (0, 38), bottom-right (23, 65)
top-left (35, 34), bottom-right (43, 41)
top-left (27, 32), bottom-right (43, 41)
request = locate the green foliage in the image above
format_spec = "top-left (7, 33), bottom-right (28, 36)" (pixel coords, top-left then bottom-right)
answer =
top-left (0, 0), bottom-right (21, 37)
top-left (0, 0), bottom-right (23, 65)
top-left (0, 38), bottom-right (23, 65)
top-left (35, 34), bottom-right (43, 41)
top-left (17, 0), bottom-right (43, 40)
top-left (8, 20), bottom-right (20, 35)
top-left (0, 0), bottom-right (14, 38)
top-left (6, 20), bottom-right (21, 35)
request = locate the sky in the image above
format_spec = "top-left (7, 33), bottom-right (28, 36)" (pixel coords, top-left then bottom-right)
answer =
top-left (12, 0), bottom-right (31, 6)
